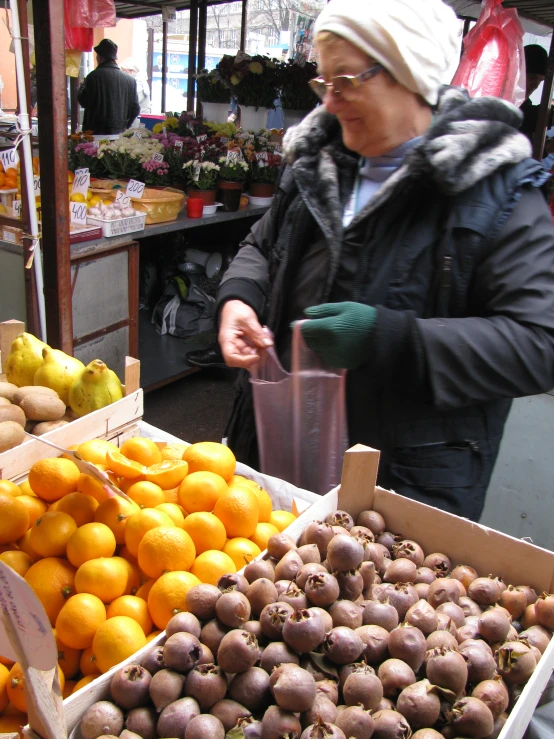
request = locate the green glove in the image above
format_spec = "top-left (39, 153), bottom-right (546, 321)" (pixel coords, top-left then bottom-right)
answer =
top-left (300, 301), bottom-right (377, 369)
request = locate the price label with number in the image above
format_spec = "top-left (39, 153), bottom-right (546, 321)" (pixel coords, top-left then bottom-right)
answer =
top-left (126, 179), bottom-right (146, 198)
top-left (235, 51), bottom-right (250, 64)
top-left (193, 163), bottom-right (201, 182)
top-left (115, 191), bottom-right (131, 208)
top-left (0, 148), bottom-right (19, 171)
top-left (196, 134), bottom-right (207, 143)
top-left (174, 140), bottom-right (184, 152)
top-left (256, 152), bottom-right (269, 162)
top-left (70, 201), bottom-right (87, 226)
top-left (72, 168), bottom-right (90, 196)
top-left (152, 152), bottom-right (164, 163)
top-left (31, 124), bottom-right (38, 137)
top-left (12, 200), bottom-right (22, 218)
top-left (33, 175), bottom-right (41, 196)
top-left (162, 5), bottom-right (177, 21)
top-left (226, 150), bottom-right (239, 165)
top-left (220, 137), bottom-right (229, 145)
top-left (134, 130), bottom-right (143, 140)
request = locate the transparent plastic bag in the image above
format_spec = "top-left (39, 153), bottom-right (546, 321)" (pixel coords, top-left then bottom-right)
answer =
top-left (68, 0), bottom-right (116, 28)
top-left (451, 0), bottom-right (525, 107)
top-left (64, 0), bottom-right (93, 51)
top-left (249, 321), bottom-right (348, 495)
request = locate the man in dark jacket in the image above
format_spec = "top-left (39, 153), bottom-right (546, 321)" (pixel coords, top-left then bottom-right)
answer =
top-left (520, 44), bottom-right (548, 145)
top-left (216, 0), bottom-right (554, 521)
top-left (78, 39), bottom-right (140, 135)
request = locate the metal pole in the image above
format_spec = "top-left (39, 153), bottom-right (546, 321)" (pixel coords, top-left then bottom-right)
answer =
top-left (10, 0), bottom-right (46, 343)
top-left (161, 20), bottom-right (168, 114)
top-left (240, 0), bottom-right (248, 52)
top-left (532, 33), bottom-right (554, 162)
top-left (187, 0), bottom-right (199, 112)
top-left (196, 0), bottom-right (207, 117)
top-left (70, 77), bottom-right (80, 133)
top-left (32, 0), bottom-right (73, 353)
top-left (147, 27), bottom-right (154, 102)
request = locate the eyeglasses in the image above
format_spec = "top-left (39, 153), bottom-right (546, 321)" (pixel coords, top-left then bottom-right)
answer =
top-left (308, 64), bottom-right (384, 100)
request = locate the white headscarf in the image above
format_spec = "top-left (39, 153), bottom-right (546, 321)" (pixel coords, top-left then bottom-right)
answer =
top-left (314, 0), bottom-right (460, 106)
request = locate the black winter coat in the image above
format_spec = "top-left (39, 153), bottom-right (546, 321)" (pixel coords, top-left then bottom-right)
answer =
top-left (78, 61), bottom-right (140, 135)
top-left (217, 88), bottom-right (554, 521)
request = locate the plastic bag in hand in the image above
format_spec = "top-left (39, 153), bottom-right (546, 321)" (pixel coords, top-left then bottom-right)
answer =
top-left (249, 321), bottom-right (348, 495)
top-left (68, 0), bottom-right (116, 28)
top-left (451, 0), bottom-right (525, 107)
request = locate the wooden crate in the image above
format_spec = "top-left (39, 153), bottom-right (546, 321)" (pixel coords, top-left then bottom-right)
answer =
top-left (0, 319), bottom-right (142, 481)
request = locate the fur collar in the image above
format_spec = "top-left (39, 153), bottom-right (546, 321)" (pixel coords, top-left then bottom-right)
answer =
top-left (283, 86), bottom-right (532, 196)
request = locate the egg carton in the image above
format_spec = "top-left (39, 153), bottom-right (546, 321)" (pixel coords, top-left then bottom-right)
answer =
top-left (86, 212), bottom-right (146, 238)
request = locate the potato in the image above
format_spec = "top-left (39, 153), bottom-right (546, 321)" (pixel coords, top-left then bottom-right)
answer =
top-left (0, 420), bottom-right (26, 452)
top-left (0, 405), bottom-right (26, 427)
top-left (0, 381), bottom-right (18, 402)
top-left (0, 397), bottom-right (10, 406)
top-left (20, 395), bottom-right (66, 422)
top-left (13, 385), bottom-right (59, 406)
top-left (33, 420), bottom-right (69, 436)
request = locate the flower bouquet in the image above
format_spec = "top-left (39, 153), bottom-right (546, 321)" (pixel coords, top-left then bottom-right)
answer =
top-left (216, 53), bottom-right (281, 110)
top-left (217, 153), bottom-right (249, 211)
top-left (182, 160), bottom-right (221, 204)
top-left (68, 132), bottom-right (105, 178)
top-left (96, 137), bottom-right (165, 180)
top-left (196, 69), bottom-right (231, 104)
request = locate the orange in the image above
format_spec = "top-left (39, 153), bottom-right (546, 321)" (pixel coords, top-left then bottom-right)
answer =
top-left (73, 674), bottom-right (97, 692)
top-left (0, 173), bottom-right (4, 188)
top-left (29, 511), bottom-right (77, 557)
top-left (0, 663), bottom-right (9, 713)
top-left (0, 480), bottom-right (21, 496)
top-left (116, 556), bottom-right (141, 595)
top-left (161, 443), bottom-right (187, 460)
top-left (146, 630), bottom-right (162, 643)
top-left (183, 441), bottom-right (236, 481)
top-left (0, 550), bottom-right (34, 577)
top-left (79, 646), bottom-right (100, 676)
top-left (54, 492), bottom-right (99, 526)
top-left (63, 680), bottom-right (76, 699)
top-left (7, 663), bottom-right (64, 713)
top-left (74, 557), bottom-right (129, 603)
top-left (18, 480), bottom-right (35, 497)
top-left (178, 471), bottom-right (228, 514)
top-left (55, 592), bottom-right (106, 650)
top-left (5, 167), bottom-right (17, 178)
top-left (147, 570), bottom-right (201, 630)
top-left (28, 457), bottom-right (80, 502)
top-left (223, 537), bottom-right (262, 570)
top-left (182, 512), bottom-right (226, 554)
top-left (119, 544), bottom-right (138, 563)
top-left (144, 460), bottom-right (189, 490)
top-left (124, 508), bottom-right (174, 558)
top-left (191, 550), bottom-right (236, 585)
top-left (15, 494), bottom-right (47, 527)
top-left (0, 493), bottom-right (29, 545)
top-left (24, 557), bottom-right (77, 625)
top-left (213, 487), bottom-right (259, 538)
top-left (16, 530), bottom-right (39, 561)
top-left (107, 595), bottom-right (153, 635)
top-left (269, 510), bottom-right (297, 532)
top-left (137, 526), bottom-right (195, 579)
top-left (106, 449), bottom-right (146, 480)
top-left (253, 487), bottom-right (273, 523)
top-left (125, 480), bottom-right (165, 508)
top-left (250, 522), bottom-right (280, 551)
top-left (155, 502), bottom-right (186, 528)
top-left (92, 616), bottom-right (147, 673)
top-left (94, 496), bottom-right (140, 545)
top-left (76, 470), bottom-right (114, 504)
top-left (163, 485), bottom-right (180, 504)
top-left (66, 522), bottom-right (117, 568)
top-left (0, 713), bottom-right (26, 735)
top-left (135, 578), bottom-right (156, 601)
top-left (53, 629), bottom-right (81, 679)
top-left (77, 439), bottom-right (118, 465)
top-left (120, 437), bottom-right (162, 467)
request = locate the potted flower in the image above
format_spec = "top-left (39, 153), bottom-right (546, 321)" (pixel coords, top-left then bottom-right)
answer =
top-left (248, 152), bottom-right (282, 198)
top-left (196, 69), bottom-right (231, 124)
top-left (217, 153), bottom-right (249, 212)
top-left (141, 159), bottom-right (170, 187)
top-left (279, 58), bottom-right (320, 129)
top-left (182, 160), bottom-right (221, 204)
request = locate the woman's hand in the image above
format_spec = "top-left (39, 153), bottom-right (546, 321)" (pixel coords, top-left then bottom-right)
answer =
top-left (219, 300), bottom-right (273, 368)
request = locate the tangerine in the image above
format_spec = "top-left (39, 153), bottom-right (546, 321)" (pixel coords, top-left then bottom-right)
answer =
top-left (66, 522), bottom-right (117, 568)
top-left (116, 555), bottom-right (141, 595)
top-left (30, 511), bottom-right (77, 557)
top-left (223, 537), bottom-right (262, 570)
top-left (155, 502), bottom-right (186, 528)
top-left (125, 480), bottom-right (165, 508)
top-left (16, 529), bottom-right (39, 561)
top-left (106, 449), bottom-right (146, 479)
top-left (76, 471), bottom-right (112, 504)
top-left (0, 480), bottom-right (21, 496)
top-left (213, 487), bottom-right (259, 538)
top-left (269, 510), bottom-right (297, 532)
top-left (120, 437), bottom-right (162, 467)
top-left (54, 492), bottom-right (99, 526)
top-left (53, 629), bottom-right (81, 679)
top-left (106, 595), bottom-right (153, 635)
top-left (0, 493), bottom-right (29, 544)
top-left (160, 443), bottom-right (187, 460)
top-left (183, 441), bottom-right (236, 481)
top-left (0, 550), bottom-right (34, 577)
top-left (182, 511), bottom-right (226, 554)
top-left (94, 496), bottom-right (140, 545)
top-left (18, 480), bottom-right (36, 497)
top-left (190, 550), bottom-right (237, 586)
top-left (144, 460), bottom-right (188, 490)
top-left (178, 470), bottom-right (228, 514)
top-left (7, 663), bottom-right (64, 713)
top-left (135, 578), bottom-right (156, 601)
top-left (74, 556), bottom-right (128, 603)
top-left (55, 592), bottom-right (107, 650)
top-left (14, 494), bottom-right (47, 527)
top-left (147, 570), bottom-right (201, 630)
top-left (79, 646), bottom-right (100, 676)
top-left (124, 508), bottom-right (174, 558)
top-left (73, 674), bottom-right (97, 692)
top-left (28, 457), bottom-right (80, 502)
top-left (24, 557), bottom-right (76, 625)
top-left (250, 522), bottom-right (280, 551)
top-left (137, 526), bottom-right (196, 579)
top-left (92, 616), bottom-right (146, 673)
top-left (163, 485), bottom-right (180, 504)
top-left (0, 663), bottom-right (9, 713)
top-left (77, 439), bottom-right (118, 465)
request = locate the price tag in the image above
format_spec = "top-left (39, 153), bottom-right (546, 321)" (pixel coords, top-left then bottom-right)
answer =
top-left (11, 200), bottom-right (22, 218)
top-left (235, 51), bottom-right (250, 64)
top-left (274, 144), bottom-right (283, 153)
top-left (134, 130), bottom-right (143, 140)
top-left (72, 167), bottom-right (90, 196)
top-left (115, 191), bottom-right (131, 208)
top-left (33, 175), bottom-right (41, 196)
top-left (174, 141), bottom-right (184, 152)
top-left (126, 179), bottom-right (146, 198)
top-left (193, 163), bottom-right (201, 182)
top-left (226, 150), bottom-right (239, 165)
top-left (0, 148), bottom-right (19, 171)
top-left (3, 228), bottom-right (16, 243)
top-left (255, 151), bottom-right (269, 162)
top-left (70, 201), bottom-right (87, 225)
top-left (220, 137), bottom-right (229, 145)
top-left (152, 152), bottom-right (164, 163)
top-left (31, 123), bottom-right (38, 137)
top-left (162, 5), bottom-right (177, 21)
top-left (196, 134), bottom-right (207, 143)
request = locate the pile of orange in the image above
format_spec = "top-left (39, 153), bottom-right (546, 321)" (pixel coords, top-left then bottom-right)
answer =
top-left (0, 165), bottom-right (18, 192)
top-left (0, 436), bottom-right (297, 728)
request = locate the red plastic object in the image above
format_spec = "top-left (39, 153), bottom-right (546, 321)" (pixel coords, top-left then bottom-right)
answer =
top-left (68, 0), bottom-right (116, 28)
top-left (64, 0), bottom-right (93, 51)
top-left (451, 0), bottom-right (525, 106)
top-left (186, 198), bottom-right (204, 219)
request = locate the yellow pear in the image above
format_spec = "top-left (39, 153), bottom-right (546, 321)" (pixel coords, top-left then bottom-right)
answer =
top-left (5, 332), bottom-right (50, 387)
top-left (68, 359), bottom-right (124, 417)
top-left (34, 347), bottom-right (85, 405)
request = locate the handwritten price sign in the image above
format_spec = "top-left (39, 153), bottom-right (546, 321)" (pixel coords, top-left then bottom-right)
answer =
top-left (255, 152), bottom-right (269, 162)
top-left (70, 201), bottom-right (87, 226)
top-left (196, 134), bottom-right (208, 143)
top-left (33, 175), bottom-right (41, 196)
top-left (115, 191), bottom-right (131, 208)
top-left (72, 168), bottom-right (90, 196)
top-left (174, 140), bottom-right (184, 152)
top-left (126, 179), bottom-right (146, 198)
top-left (152, 152), bottom-right (164, 163)
top-left (12, 200), bottom-right (22, 218)
top-left (0, 148), bottom-right (19, 171)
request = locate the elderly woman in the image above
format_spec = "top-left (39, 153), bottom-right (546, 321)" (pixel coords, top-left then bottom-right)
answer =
top-left (216, 0), bottom-right (554, 520)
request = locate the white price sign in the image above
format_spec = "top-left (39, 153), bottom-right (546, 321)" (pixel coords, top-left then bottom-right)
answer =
top-left (126, 179), bottom-right (146, 198)
top-left (193, 163), bottom-right (201, 182)
top-left (134, 130), bottom-right (143, 140)
top-left (0, 148), bottom-right (19, 171)
top-left (256, 152), bottom-right (269, 162)
top-left (235, 51), bottom-right (250, 64)
top-left (115, 191), bottom-right (131, 208)
top-left (152, 152), bottom-right (164, 163)
top-left (220, 137), bottom-right (229, 145)
top-left (70, 201), bottom-right (87, 226)
top-left (226, 151), bottom-right (239, 165)
top-left (162, 5), bottom-right (177, 21)
top-left (196, 134), bottom-right (207, 143)
top-left (72, 168), bottom-right (90, 196)
top-left (12, 200), bottom-right (22, 218)
top-left (33, 175), bottom-right (41, 196)
top-left (174, 140), bottom-right (183, 152)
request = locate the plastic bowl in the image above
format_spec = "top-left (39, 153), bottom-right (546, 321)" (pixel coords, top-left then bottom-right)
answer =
top-left (202, 202), bottom-right (223, 216)
top-left (248, 195), bottom-right (274, 207)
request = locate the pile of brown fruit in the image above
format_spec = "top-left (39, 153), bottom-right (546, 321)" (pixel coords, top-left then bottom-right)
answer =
top-left (77, 508), bottom-right (554, 739)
